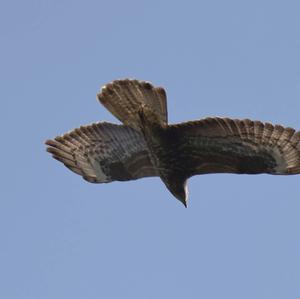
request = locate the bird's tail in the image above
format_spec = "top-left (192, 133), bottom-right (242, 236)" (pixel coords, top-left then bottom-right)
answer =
top-left (97, 79), bottom-right (168, 131)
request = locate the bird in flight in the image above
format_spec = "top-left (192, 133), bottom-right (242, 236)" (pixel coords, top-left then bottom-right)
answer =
top-left (46, 79), bottom-right (300, 207)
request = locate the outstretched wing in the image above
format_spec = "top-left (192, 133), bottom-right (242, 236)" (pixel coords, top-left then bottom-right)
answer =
top-left (170, 117), bottom-right (300, 176)
top-left (97, 79), bottom-right (168, 131)
top-left (46, 122), bottom-right (158, 183)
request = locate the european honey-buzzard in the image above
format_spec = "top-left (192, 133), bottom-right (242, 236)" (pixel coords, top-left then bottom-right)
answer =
top-left (46, 79), bottom-right (300, 207)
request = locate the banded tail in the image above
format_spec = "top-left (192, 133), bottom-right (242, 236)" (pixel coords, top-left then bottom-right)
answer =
top-left (97, 79), bottom-right (168, 131)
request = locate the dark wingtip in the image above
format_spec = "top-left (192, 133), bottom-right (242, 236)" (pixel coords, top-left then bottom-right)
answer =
top-left (45, 139), bottom-right (54, 146)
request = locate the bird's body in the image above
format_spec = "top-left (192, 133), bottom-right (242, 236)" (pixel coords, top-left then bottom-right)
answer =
top-left (46, 79), bottom-right (300, 206)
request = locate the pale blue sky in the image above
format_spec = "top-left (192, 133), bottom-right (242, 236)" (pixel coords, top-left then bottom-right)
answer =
top-left (1, 0), bottom-right (300, 298)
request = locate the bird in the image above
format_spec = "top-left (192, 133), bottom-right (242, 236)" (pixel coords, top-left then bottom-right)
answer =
top-left (45, 79), bottom-right (300, 207)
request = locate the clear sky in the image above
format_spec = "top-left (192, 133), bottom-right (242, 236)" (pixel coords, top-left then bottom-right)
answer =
top-left (1, 0), bottom-right (300, 298)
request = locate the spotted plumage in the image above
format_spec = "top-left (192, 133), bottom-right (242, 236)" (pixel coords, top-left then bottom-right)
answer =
top-left (46, 79), bottom-right (300, 207)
